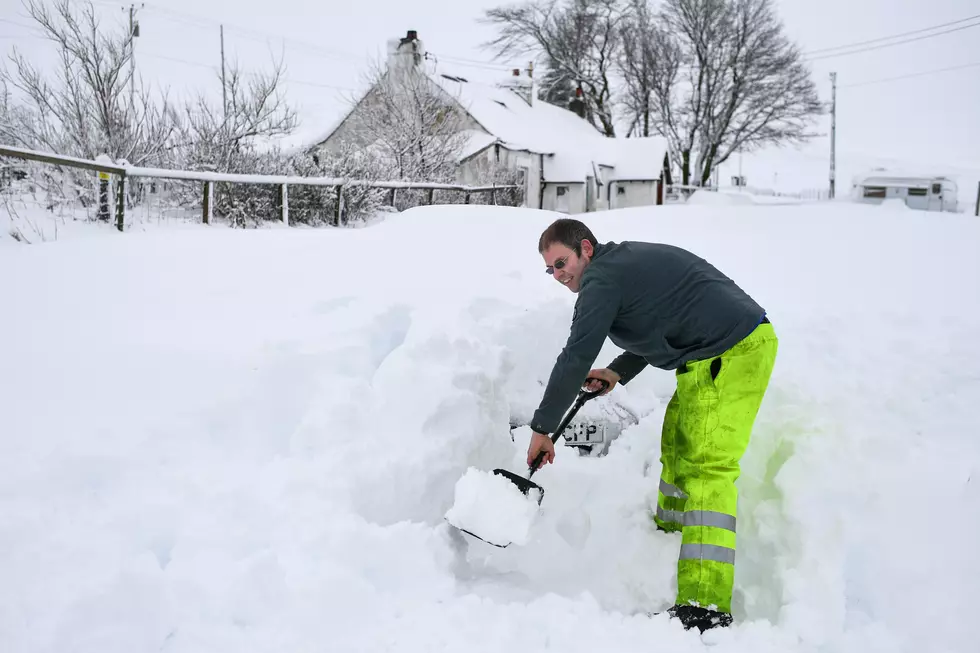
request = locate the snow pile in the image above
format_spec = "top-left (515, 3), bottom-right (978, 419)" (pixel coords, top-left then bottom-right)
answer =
top-left (878, 198), bottom-right (912, 211)
top-left (686, 189), bottom-right (755, 205)
top-left (444, 467), bottom-right (541, 546)
top-left (2, 200), bottom-right (979, 653)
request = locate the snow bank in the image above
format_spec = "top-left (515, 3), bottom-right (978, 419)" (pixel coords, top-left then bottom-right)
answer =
top-left (878, 198), bottom-right (912, 211)
top-left (2, 201), bottom-right (979, 653)
top-left (686, 189), bottom-right (755, 205)
top-left (444, 467), bottom-right (541, 546)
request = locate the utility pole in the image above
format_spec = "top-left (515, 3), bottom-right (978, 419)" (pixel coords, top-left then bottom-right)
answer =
top-left (125, 4), bottom-right (143, 117)
top-left (220, 25), bottom-right (228, 122)
top-left (829, 71), bottom-right (837, 200)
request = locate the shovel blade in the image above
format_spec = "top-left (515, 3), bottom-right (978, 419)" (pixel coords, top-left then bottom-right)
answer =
top-left (445, 519), bottom-right (512, 548)
top-left (492, 468), bottom-right (545, 505)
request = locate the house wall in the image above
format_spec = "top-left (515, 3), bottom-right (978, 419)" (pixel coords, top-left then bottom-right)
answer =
top-left (314, 85), bottom-right (385, 156)
top-left (611, 181), bottom-right (659, 210)
top-left (542, 182), bottom-right (586, 214)
top-left (458, 147), bottom-right (541, 210)
top-left (314, 72), bottom-right (485, 158)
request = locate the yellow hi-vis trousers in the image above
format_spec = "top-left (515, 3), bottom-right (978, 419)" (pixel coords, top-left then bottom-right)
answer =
top-left (654, 320), bottom-right (778, 614)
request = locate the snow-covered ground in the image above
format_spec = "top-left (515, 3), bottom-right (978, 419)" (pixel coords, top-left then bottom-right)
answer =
top-left (1, 200), bottom-right (978, 653)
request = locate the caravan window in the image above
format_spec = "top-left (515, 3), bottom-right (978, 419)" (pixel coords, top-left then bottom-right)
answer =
top-left (931, 183), bottom-right (942, 194)
top-left (863, 186), bottom-right (886, 198)
top-left (908, 188), bottom-right (927, 196)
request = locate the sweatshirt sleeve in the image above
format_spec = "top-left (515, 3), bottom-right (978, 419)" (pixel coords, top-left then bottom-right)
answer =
top-left (607, 351), bottom-right (648, 385)
top-left (529, 270), bottom-right (621, 434)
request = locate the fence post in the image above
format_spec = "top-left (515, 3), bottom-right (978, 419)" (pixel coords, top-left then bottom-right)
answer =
top-left (114, 174), bottom-right (126, 231)
top-left (98, 171), bottom-right (111, 221)
top-left (281, 183), bottom-right (289, 226)
top-left (334, 186), bottom-right (342, 226)
top-left (202, 181), bottom-right (212, 225)
top-left (427, 188), bottom-right (434, 205)
top-left (975, 181), bottom-right (979, 217)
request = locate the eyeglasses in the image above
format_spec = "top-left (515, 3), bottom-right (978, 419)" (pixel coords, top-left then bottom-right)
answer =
top-left (545, 256), bottom-right (569, 275)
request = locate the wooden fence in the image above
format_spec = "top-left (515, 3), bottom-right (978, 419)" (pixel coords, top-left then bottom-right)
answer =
top-left (0, 145), bottom-right (518, 231)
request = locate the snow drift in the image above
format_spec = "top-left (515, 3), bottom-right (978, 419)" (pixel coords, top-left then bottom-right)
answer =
top-left (1, 200), bottom-right (978, 653)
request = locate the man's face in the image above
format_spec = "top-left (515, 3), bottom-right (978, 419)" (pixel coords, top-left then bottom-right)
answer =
top-left (542, 240), bottom-right (593, 293)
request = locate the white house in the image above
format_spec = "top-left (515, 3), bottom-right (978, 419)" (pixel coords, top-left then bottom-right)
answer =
top-left (304, 30), bottom-right (672, 214)
top-left (851, 169), bottom-right (959, 212)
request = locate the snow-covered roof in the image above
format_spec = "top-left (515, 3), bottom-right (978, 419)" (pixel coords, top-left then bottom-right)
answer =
top-left (458, 129), bottom-right (499, 162)
top-left (431, 72), bottom-right (670, 183)
top-left (429, 72), bottom-right (605, 159)
top-left (609, 136), bottom-right (669, 181)
top-left (852, 168), bottom-right (957, 187)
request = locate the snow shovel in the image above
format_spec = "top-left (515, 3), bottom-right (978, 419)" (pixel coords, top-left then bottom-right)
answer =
top-left (445, 379), bottom-right (610, 548)
top-left (493, 378), bottom-right (609, 503)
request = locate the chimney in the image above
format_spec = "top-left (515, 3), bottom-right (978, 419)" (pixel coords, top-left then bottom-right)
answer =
top-left (495, 66), bottom-right (533, 105)
top-left (387, 29), bottom-right (424, 79)
top-left (569, 86), bottom-right (586, 119)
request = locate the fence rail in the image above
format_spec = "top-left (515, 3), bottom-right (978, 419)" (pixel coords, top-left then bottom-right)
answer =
top-left (0, 144), bottom-right (519, 231)
top-left (666, 182), bottom-right (830, 202)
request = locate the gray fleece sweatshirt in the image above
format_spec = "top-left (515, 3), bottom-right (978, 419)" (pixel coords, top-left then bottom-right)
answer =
top-left (529, 240), bottom-right (765, 435)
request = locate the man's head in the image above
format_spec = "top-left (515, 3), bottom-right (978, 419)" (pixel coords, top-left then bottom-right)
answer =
top-left (537, 218), bottom-right (598, 293)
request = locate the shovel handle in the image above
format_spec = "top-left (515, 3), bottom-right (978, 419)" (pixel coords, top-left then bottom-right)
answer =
top-left (528, 377), bottom-right (608, 475)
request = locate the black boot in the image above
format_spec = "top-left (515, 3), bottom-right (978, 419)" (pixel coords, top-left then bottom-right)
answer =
top-left (666, 605), bottom-right (733, 633)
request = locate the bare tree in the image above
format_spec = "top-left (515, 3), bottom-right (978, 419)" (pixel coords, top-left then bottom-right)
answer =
top-left (642, 0), bottom-right (823, 186)
top-left (164, 53), bottom-right (300, 228)
top-left (1, 0), bottom-right (180, 165)
top-left (176, 52), bottom-right (298, 173)
top-left (617, 0), bottom-right (658, 137)
top-left (481, 0), bottom-right (626, 137)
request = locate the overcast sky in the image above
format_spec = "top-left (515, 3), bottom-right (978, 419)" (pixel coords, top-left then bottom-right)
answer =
top-left (2, 0), bottom-right (978, 194)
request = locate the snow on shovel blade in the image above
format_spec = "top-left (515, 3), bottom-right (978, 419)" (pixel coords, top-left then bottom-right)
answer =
top-left (445, 380), bottom-right (608, 548)
top-left (444, 467), bottom-right (542, 548)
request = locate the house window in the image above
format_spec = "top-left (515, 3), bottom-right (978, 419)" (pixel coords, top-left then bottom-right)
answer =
top-left (863, 186), bottom-right (886, 198)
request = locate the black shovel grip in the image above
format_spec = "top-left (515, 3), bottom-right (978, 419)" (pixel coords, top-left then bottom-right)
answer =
top-left (528, 377), bottom-right (609, 475)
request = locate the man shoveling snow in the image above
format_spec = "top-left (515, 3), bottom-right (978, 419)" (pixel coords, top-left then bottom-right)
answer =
top-left (526, 218), bottom-right (778, 633)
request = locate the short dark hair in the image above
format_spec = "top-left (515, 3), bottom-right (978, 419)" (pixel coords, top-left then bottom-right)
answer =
top-left (538, 218), bottom-right (598, 255)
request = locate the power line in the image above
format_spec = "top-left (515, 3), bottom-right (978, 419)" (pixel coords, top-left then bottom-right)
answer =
top-left (0, 17), bottom-right (39, 30)
top-left (140, 51), bottom-right (357, 92)
top-left (141, 3), bottom-right (367, 64)
top-left (803, 13), bottom-right (980, 55)
top-left (839, 61), bottom-right (980, 88)
top-left (805, 21), bottom-right (980, 61)
top-left (427, 53), bottom-right (513, 72)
